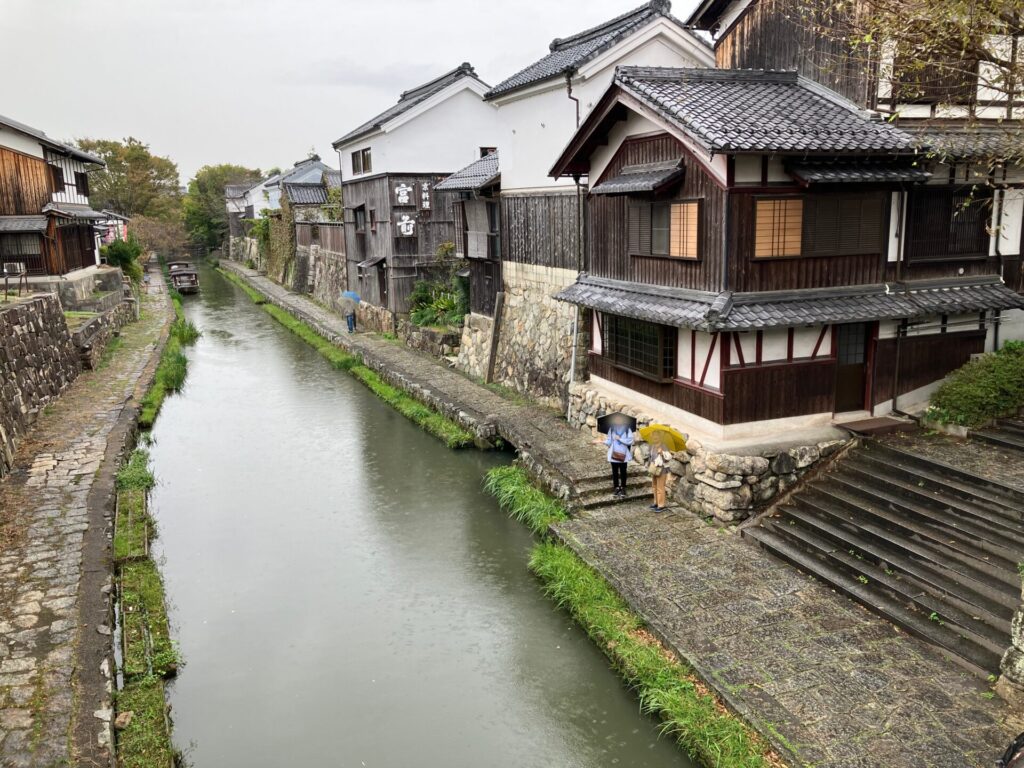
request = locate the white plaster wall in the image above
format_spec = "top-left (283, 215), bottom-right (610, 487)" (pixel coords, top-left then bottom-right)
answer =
top-left (761, 328), bottom-right (789, 361)
top-left (0, 127), bottom-right (43, 158)
top-left (793, 326), bottom-right (829, 358)
top-left (994, 189), bottom-right (1023, 257)
top-left (496, 29), bottom-right (712, 191)
top-left (677, 330), bottom-right (693, 379)
top-left (694, 332), bottom-right (720, 389)
top-left (734, 331), bottom-right (757, 363)
top-left (338, 86), bottom-right (500, 179)
top-left (591, 312), bottom-right (603, 355)
top-left (1000, 308), bottom-right (1024, 344)
top-left (887, 191), bottom-right (904, 263)
top-left (588, 111), bottom-right (663, 185)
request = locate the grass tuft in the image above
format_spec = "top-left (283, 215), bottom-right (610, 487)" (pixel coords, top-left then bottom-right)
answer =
top-left (529, 541), bottom-right (775, 768)
top-left (114, 676), bottom-right (178, 768)
top-left (483, 465), bottom-right (568, 534)
top-left (218, 267), bottom-right (475, 448)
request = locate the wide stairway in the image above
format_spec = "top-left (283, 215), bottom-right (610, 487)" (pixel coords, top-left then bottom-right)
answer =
top-left (745, 440), bottom-right (1024, 679)
top-left (973, 417), bottom-right (1024, 451)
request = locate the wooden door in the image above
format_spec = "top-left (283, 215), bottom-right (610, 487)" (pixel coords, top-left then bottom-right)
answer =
top-left (834, 323), bottom-right (870, 412)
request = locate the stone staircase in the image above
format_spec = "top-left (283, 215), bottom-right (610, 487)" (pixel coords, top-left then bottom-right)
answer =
top-left (745, 439), bottom-right (1024, 679)
top-left (973, 418), bottom-right (1024, 452)
top-left (573, 470), bottom-right (652, 511)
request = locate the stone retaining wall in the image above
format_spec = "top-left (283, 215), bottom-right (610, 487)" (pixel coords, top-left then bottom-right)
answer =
top-left (569, 381), bottom-right (848, 523)
top-left (456, 313), bottom-right (493, 380)
top-left (397, 319), bottom-right (460, 359)
top-left (310, 246), bottom-right (347, 314)
top-left (491, 262), bottom-right (578, 409)
top-left (0, 295), bottom-right (81, 477)
top-left (356, 302), bottom-right (393, 334)
top-left (71, 300), bottom-right (137, 370)
top-left (997, 594), bottom-right (1024, 709)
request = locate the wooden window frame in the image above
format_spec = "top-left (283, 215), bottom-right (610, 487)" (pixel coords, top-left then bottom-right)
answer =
top-left (600, 313), bottom-right (677, 383)
top-left (49, 165), bottom-right (65, 192)
top-left (369, 208), bottom-right (377, 233)
top-left (753, 196), bottom-right (804, 259)
top-left (905, 185), bottom-right (992, 263)
top-left (351, 148), bottom-right (372, 176)
top-left (353, 206), bottom-right (366, 234)
top-left (486, 200), bottom-right (500, 260)
top-left (803, 192), bottom-right (888, 259)
top-left (74, 171), bottom-right (90, 198)
top-left (628, 199), bottom-right (703, 261)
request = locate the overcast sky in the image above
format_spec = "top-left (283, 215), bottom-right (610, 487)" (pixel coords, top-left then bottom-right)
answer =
top-left (3, 0), bottom-right (700, 183)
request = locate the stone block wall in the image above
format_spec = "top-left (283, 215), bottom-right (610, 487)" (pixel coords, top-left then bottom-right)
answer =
top-left (310, 247), bottom-right (347, 313)
top-left (568, 382), bottom-right (848, 523)
top-left (491, 262), bottom-right (578, 409)
top-left (0, 295), bottom-right (81, 477)
top-left (356, 302), bottom-right (394, 334)
top-left (456, 313), bottom-right (494, 380)
top-left (397, 319), bottom-right (460, 359)
top-left (71, 300), bottom-right (136, 370)
top-left (997, 593), bottom-right (1024, 708)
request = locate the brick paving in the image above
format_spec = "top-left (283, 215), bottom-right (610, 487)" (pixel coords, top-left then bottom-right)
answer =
top-left (223, 261), bottom-right (1018, 768)
top-left (0, 284), bottom-right (168, 767)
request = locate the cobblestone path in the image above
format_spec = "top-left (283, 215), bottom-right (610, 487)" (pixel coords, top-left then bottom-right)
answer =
top-left (223, 262), bottom-right (1017, 768)
top-left (0, 285), bottom-right (168, 767)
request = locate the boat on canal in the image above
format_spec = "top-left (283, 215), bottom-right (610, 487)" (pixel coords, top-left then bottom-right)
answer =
top-left (169, 263), bottom-right (200, 294)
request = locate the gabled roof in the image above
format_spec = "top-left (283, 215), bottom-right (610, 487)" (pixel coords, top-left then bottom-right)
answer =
top-left (283, 182), bottom-right (328, 205)
top-left (557, 274), bottom-right (1024, 331)
top-left (225, 184), bottom-right (251, 198)
top-left (333, 63), bottom-right (487, 148)
top-left (269, 157), bottom-right (330, 188)
top-left (435, 151), bottom-right (500, 191)
top-left (684, 0), bottom-right (749, 33)
top-left (616, 67), bottom-right (918, 154)
top-left (42, 202), bottom-right (105, 221)
top-left (0, 113), bottom-right (104, 165)
top-left (485, 0), bottom-right (709, 100)
top-left (590, 159), bottom-right (684, 194)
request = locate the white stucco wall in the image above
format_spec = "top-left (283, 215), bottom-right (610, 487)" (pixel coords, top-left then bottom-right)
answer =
top-left (337, 84), bottom-right (500, 179)
top-left (0, 127), bottom-right (44, 158)
top-left (493, 22), bottom-right (714, 192)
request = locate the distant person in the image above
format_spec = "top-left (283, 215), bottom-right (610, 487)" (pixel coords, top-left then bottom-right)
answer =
top-left (340, 293), bottom-right (358, 334)
top-left (593, 416), bottom-right (633, 498)
top-left (646, 432), bottom-right (673, 513)
top-left (346, 309), bottom-right (356, 334)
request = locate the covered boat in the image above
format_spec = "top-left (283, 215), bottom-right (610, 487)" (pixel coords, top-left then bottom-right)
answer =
top-left (170, 267), bottom-right (199, 294)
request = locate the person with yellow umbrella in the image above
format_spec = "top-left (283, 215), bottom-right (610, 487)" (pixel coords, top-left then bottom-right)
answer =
top-left (637, 424), bottom-right (686, 513)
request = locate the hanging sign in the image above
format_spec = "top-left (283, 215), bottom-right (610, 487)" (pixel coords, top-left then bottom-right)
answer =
top-left (419, 181), bottom-right (432, 211)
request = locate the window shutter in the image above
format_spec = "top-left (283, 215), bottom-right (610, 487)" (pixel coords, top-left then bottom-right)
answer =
top-left (75, 171), bottom-right (90, 197)
top-left (628, 204), bottom-right (650, 254)
top-left (50, 165), bottom-right (65, 192)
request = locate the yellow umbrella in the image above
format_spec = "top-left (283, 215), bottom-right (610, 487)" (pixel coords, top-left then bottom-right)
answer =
top-left (638, 424), bottom-right (687, 453)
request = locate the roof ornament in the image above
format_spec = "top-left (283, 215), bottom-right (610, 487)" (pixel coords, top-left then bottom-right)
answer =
top-left (649, 0), bottom-right (672, 14)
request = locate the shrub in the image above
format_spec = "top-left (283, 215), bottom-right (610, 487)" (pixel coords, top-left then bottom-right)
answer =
top-left (101, 235), bottom-right (144, 282)
top-left (927, 341), bottom-right (1024, 427)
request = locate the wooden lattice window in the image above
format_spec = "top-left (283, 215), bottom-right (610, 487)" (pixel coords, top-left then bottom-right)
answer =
top-left (602, 314), bottom-right (676, 381)
top-left (630, 201), bottom-right (701, 259)
top-left (905, 187), bottom-right (992, 262)
top-left (755, 198), bottom-right (803, 258)
top-left (804, 193), bottom-right (887, 257)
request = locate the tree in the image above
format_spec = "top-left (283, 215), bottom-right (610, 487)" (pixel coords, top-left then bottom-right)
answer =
top-left (182, 164), bottom-right (262, 248)
top-left (130, 215), bottom-right (189, 257)
top-left (75, 137), bottom-right (181, 219)
top-left (788, 0), bottom-right (1024, 163)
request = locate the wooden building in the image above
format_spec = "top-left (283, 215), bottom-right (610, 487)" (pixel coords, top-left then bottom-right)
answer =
top-left (0, 114), bottom-right (106, 276)
top-left (550, 67), bottom-right (1024, 440)
top-left (331, 63), bottom-right (499, 322)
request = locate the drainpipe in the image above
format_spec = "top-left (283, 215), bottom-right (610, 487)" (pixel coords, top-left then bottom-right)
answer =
top-left (993, 183), bottom-right (1006, 352)
top-left (567, 172), bottom-right (584, 419)
top-left (565, 73), bottom-right (580, 128)
top-left (890, 187), bottom-right (907, 414)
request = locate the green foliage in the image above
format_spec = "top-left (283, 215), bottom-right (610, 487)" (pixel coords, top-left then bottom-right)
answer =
top-left (322, 185), bottom-right (343, 221)
top-left (100, 234), bottom-right (144, 282)
top-left (218, 267), bottom-right (475, 448)
top-left (117, 449), bottom-right (155, 491)
top-left (483, 465), bottom-right (568, 534)
top-left (114, 677), bottom-right (177, 768)
top-left (183, 163), bottom-right (262, 247)
top-left (137, 277), bottom-right (199, 428)
top-left (74, 137), bottom-right (181, 219)
top-left (926, 341), bottom-right (1024, 427)
top-left (409, 275), bottom-right (468, 328)
top-left (530, 541), bottom-right (774, 768)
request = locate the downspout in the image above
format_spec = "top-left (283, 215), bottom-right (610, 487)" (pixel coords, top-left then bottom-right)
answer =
top-left (565, 71), bottom-right (582, 419)
top-left (994, 184), bottom-right (1005, 351)
top-left (891, 187), bottom-right (907, 413)
top-left (565, 72), bottom-right (580, 129)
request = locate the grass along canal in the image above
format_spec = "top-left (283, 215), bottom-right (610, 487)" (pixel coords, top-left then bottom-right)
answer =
top-left (145, 264), bottom-right (694, 767)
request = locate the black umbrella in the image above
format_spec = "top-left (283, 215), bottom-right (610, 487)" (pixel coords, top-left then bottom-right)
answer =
top-left (596, 412), bottom-right (638, 435)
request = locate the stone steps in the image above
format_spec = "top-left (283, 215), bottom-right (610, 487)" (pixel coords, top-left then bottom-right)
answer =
top-left (746, 440), bottom-right (1024, 678)
top-left (972, 421), bottom-right (1024, 452)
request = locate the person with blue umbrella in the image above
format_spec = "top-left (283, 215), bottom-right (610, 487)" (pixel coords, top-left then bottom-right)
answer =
top-left (592, 412), bottom-right (637, 498)
top-left (341, 290), bottom-right (360, 333)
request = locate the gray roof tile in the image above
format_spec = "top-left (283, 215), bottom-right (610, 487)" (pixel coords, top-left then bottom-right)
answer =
top-left (591, 159), bottom-right (684, 194)
top-left (908, 125), bottom-right (1024, 162)
top-left (0, 113), bottom-right (104, 165)
top-left (333, 63), bottom-right (487, 148)
top-left (615, 67), bottom-right (919, 155)
top-left (435, 151), bottom-right (500, 191)
top-left (788, 162), bottom-right (932, 184)
top-left (0, 215), bottom-right (47, 233)
top-left (283, 182), bottom-right (328, 205)
top-left (557, 274), bottom-right (1024, 330)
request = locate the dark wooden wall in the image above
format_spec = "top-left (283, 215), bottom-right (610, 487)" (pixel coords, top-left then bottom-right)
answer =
top-left (501, 191), bottom-right (581, 271)
top-left (716, 0), bottom-right (878, 109)
top-left (872, 330), bottom-right (985, 405)
top-left (589, 355), bottom-right (725, 423)
top-left (589, 134), bottom-right (725, 292)
top-left (721, 358), bottom-right (836, 423)
top-left (0, 147), bottom-right (51, 216)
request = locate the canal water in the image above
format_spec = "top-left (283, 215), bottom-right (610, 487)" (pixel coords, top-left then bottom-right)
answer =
top-left (148, 265), bottom-right (691, 767)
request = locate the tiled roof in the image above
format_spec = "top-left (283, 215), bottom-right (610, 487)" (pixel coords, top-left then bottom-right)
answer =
top-left (283, 182), bottom-right (328, 205)
top-left (615, 67), bottom-right (919, 154)
top-left (788, 162), bottom-right (932, 184)
top-left (0, 215), bottom-right (47, 233)
top-left (908, 125), bottom-right (1024, 162)
top-left (333, 63), bottom-right (487, 147)
top-left (0, 113), bottom-right (104, 165)
top-left (486, 1), bottom-right (694, 99)
top-left (591, 159), bottom-right (684, 194)
top-left (323, 169), bottom-right (342, 189)
top-left (42, 203), bottom-right (105, 221)
top-left (557, 274), bottom-right (1024, 330)
top-left (225, 184), bottom-right (250, 198)
top-left (435, 151), bottom-right (500, 191)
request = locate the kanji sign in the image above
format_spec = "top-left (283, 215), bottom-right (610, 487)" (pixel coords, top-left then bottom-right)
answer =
top-left (395, 213), bottom-right (416, 237)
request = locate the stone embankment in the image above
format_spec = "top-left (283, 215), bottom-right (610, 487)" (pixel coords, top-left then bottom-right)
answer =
top-left (220, 260), bottom-right (1017, 768)
top-left (0, 282), bottom-right (170, 767)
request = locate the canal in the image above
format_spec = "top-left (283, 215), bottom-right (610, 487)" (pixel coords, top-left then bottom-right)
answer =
top-left (148, 265), bottom-right (692, 767)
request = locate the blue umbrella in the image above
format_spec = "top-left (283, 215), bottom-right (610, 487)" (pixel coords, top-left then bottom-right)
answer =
top-left (342, 290), bottom-right (361, 302)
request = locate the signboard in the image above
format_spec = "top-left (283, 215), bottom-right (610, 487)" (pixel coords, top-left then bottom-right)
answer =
top-left (395, 213), bottom-right (417, 238)
top-left (393, 181), bottom-right (415, 207)
top-left (419, 181), bottom-right (432, 211)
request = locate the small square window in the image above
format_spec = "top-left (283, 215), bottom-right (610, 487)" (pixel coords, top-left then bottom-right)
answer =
top-left (755, 198), bottom-right (803, 258)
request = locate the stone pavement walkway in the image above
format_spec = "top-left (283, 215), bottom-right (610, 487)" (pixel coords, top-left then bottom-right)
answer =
top-left (0, 284), bottom-right (168, 767)
top-left (222, 261), bottom-right (1017, 768)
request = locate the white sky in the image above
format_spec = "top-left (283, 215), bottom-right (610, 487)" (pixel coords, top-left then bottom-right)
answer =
top-left (2, 0), bottom-right (699, 183)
